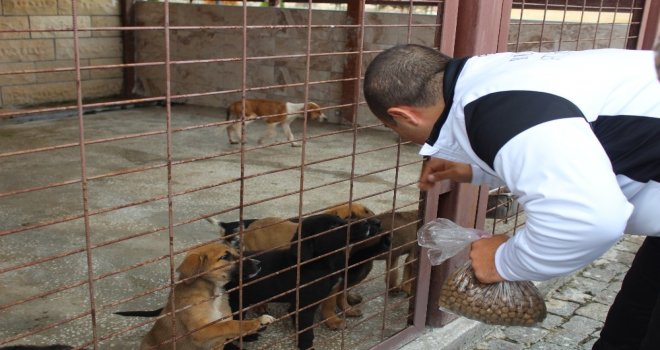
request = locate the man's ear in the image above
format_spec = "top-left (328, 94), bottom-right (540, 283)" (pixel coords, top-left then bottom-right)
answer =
top-left (387, 106), bottom-right (421, 126)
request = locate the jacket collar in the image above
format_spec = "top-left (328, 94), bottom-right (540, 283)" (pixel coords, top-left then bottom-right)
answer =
top-left (425, 56), bottom-right (470, 145)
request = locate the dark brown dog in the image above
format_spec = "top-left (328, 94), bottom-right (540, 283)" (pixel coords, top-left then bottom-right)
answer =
top-left (226, 214), bottom-right (382, 349)
top-left (210, 203), bottom-right (383, 330)
top-left (373, 210), bottom-right (420, 296)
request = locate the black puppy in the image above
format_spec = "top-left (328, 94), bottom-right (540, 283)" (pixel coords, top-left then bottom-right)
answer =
top-left (225, 213), bottom-right (381, 350)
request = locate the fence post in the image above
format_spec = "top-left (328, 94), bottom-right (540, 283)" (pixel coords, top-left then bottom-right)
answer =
top-left (454, 0), bottom-right (511, 56)
top-left (121, 0), bottom-right (136, 99)
top-left (639, 0), bottom-right (660, 50)
top-left (423, 0), bottom-right (510, 327)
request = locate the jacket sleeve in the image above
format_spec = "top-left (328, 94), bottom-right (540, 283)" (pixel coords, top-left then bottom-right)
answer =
top-left (491, 118), bottom-right (633, 281)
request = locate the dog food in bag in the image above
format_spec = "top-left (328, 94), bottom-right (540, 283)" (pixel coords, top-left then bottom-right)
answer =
top-left (418, 218), bottom-right (547, 326)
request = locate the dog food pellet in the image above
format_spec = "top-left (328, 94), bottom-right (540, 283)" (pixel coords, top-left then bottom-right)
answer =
top-left (437, 263), bottom-right (546, 326)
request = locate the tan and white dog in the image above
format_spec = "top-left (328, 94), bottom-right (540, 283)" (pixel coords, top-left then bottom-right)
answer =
top-left (225, 99), bottom-right (327, 147)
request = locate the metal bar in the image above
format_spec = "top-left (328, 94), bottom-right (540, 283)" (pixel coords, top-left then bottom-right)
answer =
top-left (639, 0), bottom-right (660, 49)
top-left (161, 1), bottom-right (180, 347)
top-left (121, 0), bottom-right (137, 98)
top-left (67, 0), bottom-right (100, 347)
top-left (454, 0), bottom-right (509, 56)
top-left (339, 0), bottom-right (366, 123)
top-left (497, 0), bottom-right (513, 52)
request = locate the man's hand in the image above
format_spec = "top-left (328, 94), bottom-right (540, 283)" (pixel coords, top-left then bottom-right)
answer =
top-left (418, 157), bottom-right (472, 190)
top-left (470, 234), bottom-right (509, 284)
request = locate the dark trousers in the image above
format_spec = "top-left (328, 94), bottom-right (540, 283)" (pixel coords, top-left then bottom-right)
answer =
top-left (593, 236), bottom-right (660, 350)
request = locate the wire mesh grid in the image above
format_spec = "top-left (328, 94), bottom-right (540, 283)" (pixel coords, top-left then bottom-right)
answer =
top-left (508, 0), bottom-right (646, 52)
top-left (1, 0), bottom-right (654, 348)
top-left (0, 1), bottom-right (447, 349)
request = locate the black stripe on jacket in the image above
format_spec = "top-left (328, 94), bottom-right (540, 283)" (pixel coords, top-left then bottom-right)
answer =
top-left (464, 90), bottom-right (584, 169)
top-left (591, 115), bottom-right (660, 183)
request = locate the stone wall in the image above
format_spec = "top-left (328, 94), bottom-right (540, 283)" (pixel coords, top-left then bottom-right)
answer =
top-left (508, 20), bottom-right (629, 52)
top-left (0, 0), bottom-right (123, 110)
top-left (132, 2), bottom-right (437, 123)
top-left (0, 1), bottom-right (634, 117)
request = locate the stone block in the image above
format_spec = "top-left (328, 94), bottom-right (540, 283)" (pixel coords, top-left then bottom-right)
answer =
top-left (2, 81), bottom-right (76, 106)
top-left (91, 15), bottom-right (121, 37)
top-left (503, 325), bottom-right (549, 344)
top-left (30, 16), bottom-right (92, 39)
top-left (545, 298), bottom-right (580, 317)
top-left (575, 302), bottom-right (609, 322)
top-left (89, 58), bottom-right (123, 79)
top-left (2, 0), bottom-right (59, 15)
top-left (0, 62), bottom-right (36, 86)
top-left (560, 316), bottom-right (603, 340)
top-left (34, 59), bottom-right (90, 82)
top-left (0, 16), bottom-right (30, 40)
top-left (0, 39), bottom-right (55, 63)
top-left (57, 0), bottom-right (120, 15)
top-left (82, 78), bottom-right (122, 99)
top-left (55, 37), bottom-right (122, 60)
top-left (1, 78), bottom-right (121, 107)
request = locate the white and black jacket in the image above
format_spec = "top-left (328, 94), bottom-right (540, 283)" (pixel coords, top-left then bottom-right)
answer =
top-left (420, 49), bottom-right (660, 282)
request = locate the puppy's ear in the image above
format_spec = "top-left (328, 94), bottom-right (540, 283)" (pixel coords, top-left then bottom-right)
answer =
top-left (177, 253), bottom-right (208, 284)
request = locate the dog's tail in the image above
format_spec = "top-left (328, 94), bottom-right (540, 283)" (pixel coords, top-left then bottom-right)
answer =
top-left (114, 308), bottom-right (163, 317)
top-left (206, 216), bottom-right (221, 227)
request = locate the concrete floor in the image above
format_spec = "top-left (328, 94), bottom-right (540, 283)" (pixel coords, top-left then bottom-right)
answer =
top-left (0, 104), bottom-right (423, 349)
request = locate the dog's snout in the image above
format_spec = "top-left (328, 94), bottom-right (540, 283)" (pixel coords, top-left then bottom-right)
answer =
top-left (368, 218), bottom-right (382, 231)
top-left (349, 220), bottom-right (372, 239)
top-left (250, 258), bottom-right (261, 269)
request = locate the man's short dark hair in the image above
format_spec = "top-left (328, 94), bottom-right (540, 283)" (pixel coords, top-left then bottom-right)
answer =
top-left (363, 44), bottom-right (451, 125)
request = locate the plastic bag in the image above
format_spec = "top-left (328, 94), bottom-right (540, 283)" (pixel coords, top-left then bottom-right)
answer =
top-left (418, 218), bottom-right (547, 326)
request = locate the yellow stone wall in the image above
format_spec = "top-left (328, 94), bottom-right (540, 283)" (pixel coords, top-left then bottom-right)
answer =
top-left (0, 0), bottom-right (123, 109)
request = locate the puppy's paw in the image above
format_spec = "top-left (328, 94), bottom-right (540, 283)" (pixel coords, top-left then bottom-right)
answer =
top-left (344, 307), bottom-right (362, 318)
top-left (258, 314), bottom-right (276, 326)
top-left (324, 316), bottom-right (347, 330)
top-left (291, 141), bottom-right (302, 147)
top-left (401, 282), bottom-right (413, 296)
top-left (346, 292), bottom-right (362, 305)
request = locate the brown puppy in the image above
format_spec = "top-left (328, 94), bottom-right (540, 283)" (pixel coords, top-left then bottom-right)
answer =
top-left (319, 209), bottom-right (421, 330)
top-left (217, 203), bottom-right (376, 252)
top-left (235, 217), bottom-right (298, 252)
top-left (373, 210), bottom-right (419, 296)
top-left (225, 99), bottom-right (327, 147)
top-left (140, 242), bottom-right (275, 350)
